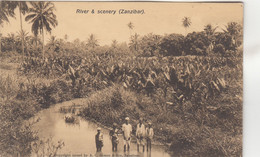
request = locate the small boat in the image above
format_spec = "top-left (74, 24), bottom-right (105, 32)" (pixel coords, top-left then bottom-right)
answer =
top-left (64, 114), bottom-right (75, 123)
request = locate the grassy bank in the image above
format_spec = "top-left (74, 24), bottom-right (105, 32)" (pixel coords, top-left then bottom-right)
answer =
top-left (25, 53), bottom-right (242, 156)
top-left (0, 58), bottom-right (66, 156)
top-left (3, 42), bottom-right (241, 156)
top-left (77, 80), bottom-right (242, 156)
top-left (2, 52), bottom-right (242, 156)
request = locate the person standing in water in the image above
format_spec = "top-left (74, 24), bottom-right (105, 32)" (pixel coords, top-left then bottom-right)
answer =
top-left (122, 117), bottom-right (132, 152)
top-left (136, 118), bottom-right (146, 152)
top-left (95, 127), bottom-right (103, 152)
top-left (109, 123), bottom-right (119, 152)
top-left (146, 122), bottom-right (154, 152)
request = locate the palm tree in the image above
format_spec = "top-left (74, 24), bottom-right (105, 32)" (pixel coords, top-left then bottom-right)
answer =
top-left (0, 1), bottom-right (16, 53)
top-left (64, 34), bottom-right (68, 42)
top-left (87, 34), bottom-right (99, 50)
top-left (17, 29), bottom-right (29, 55)
top-left (224, 22), bottom-right (241, 36)
top-left (204, 24), bottom-right (218, 53)
top-left (223, 22), bottom-right (242, 47)
top-left (48, 36), bottom-right (57, 45)
top-left (204, 24), bottom-right (218, 36)
top-left (47, 35), bottom-right (59, 52)
top-left (17, 29), bottom-right (29, 41)
top-left (25, 2), bottom-right (58, 57)
top-left (182, 17), bottom-right (191, 36)
top-left (127, 22), bottom-right (134, 36)
top-left (29, 35), bottom-right (41, 48)
top-left (17, 2), bottom-right (28, 60)
top-left (0, 1), bottom-right (28, 57)
top-left (111, 40), bottom-right (118, 49)
top-left (129, 33), bottom-right (140, 52)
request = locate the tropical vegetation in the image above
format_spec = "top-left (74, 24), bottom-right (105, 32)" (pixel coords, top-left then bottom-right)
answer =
top-left (0, 1), bottom-right (243, 156)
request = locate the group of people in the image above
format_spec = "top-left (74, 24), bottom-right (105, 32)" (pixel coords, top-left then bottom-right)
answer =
top-left (95, 117), bottom-right (154, 153)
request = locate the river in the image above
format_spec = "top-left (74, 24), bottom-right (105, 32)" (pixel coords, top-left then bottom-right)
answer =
top-left (32, 99), bottom-right (171, 157)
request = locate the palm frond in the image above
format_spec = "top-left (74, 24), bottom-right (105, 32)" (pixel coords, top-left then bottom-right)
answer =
top-left (31, 19), bottom-right (40, 36)
top-left (19, 1), bottom-right (29, 15)
top-left (25, 13), bottom-right (37, 22)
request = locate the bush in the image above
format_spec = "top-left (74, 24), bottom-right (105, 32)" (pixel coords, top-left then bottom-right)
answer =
top-left (159, 34), bottom-right (184, 56)
top-left (80, 85), bottom-right (139, 126)
top-left (18, 51), bottom-right (242, 156)
top-left (214, 32), bottom-right (233, 52)
top-left (139, 33), bottom-right (162, 57)
top-left (184, 31), bottom-right (210, 56)
top-left (0, 78), bottom-right (38, 156)
top-left (214, 44), bottom-right (226, 55)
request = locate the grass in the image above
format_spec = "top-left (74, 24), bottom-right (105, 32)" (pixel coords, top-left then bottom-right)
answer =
top-left (66, 54), bottom-right (242, 156)
top-left (0, 59), bottom-right (66, 156)
top-left (77, 77), bottom-right (242, 155)
top-left (0, 51), bottom-right (242, 156)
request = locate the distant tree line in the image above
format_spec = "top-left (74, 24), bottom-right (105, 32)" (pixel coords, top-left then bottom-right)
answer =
top-left (1, 1), bottom-right (242, 58)
top-left (131, 22), bottom-right (242, 57)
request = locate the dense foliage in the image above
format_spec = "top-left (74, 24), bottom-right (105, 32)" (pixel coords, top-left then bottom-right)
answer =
top-left (1, 22), bottom-right (242, 59)
top-left (0, 67), bottom-right (66, 156)
top-left (0, 3), bottom-right (243, 155)
top-left (18, 49), bottom-right (242, 156)
top-left (184, 31), bottom-right (210, 56)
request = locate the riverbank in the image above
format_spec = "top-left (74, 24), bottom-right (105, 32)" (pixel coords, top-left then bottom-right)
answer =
top-left (54, 97), bottom-right (172, 151)
top-left (0, 57), bottom-right (67, 156)
top-left (32, 97), bottom-right (171, 157)
top-left (3, 52), bottom-right (242, 156)
top-left (41, 54), bottom-right (241, 156)
top-left (61, 85), bottom-right (175, 147)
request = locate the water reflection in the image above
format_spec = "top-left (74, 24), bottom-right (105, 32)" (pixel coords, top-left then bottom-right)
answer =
top-left (32, 100), bottom-right (171, 157)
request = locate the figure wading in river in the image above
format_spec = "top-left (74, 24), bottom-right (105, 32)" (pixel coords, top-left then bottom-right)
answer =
top-left (109, 123), bottom-right (119, 152)
top-left (122, 117), bottom-right (132, 152)
top-left (95, 127), bottom-right (103, 152)
top-left (136, 118), bottom-right (146, 152)
top-left (146, 122), bottom-right (154, 152)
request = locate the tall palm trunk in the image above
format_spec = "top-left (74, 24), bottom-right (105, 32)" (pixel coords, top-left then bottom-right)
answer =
top-left (42, 28), bottom-right (44, 58)
top-left (0, 31), bottom-right (2, 54)
top-left (19, 3), bottom-right (25, 61)
top-left (41, 18), bottom-right (45, 58)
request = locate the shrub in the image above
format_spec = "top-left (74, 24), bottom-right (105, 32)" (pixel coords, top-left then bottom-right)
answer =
top-left (0, 91), bottom-right (38, 156)
top-left (159, 34), bottom-right (184, 56)
top-left (139, 33), bottom-right (162, 57)
top-left (214, 32), bottom-right (233, 52)
top-left (214, 43), bottom-right (226, 55)
top-left (18, 51), bottom-right (242, 156)
top-left (184, 31), bottom-right (210, 56)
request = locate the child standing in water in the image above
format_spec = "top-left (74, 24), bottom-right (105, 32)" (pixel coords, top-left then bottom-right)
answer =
top-left (109, 123), bottom-right (119, 152)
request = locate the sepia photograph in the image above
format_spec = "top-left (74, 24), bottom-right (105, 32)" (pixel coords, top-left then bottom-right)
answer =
top-left (0, 1), bottom-right (243, 157)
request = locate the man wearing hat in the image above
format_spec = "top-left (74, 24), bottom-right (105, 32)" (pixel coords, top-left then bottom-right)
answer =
top-left (95, 127), bottom-right (103, 152)
top-left (136, 118), bottom-right (146, 152)
top-left (122, 117), bottom-right (132, 152)
top-left (109, 123), bottom-right (119, 152)
top-left (146, 122), bottom-right (154, 151)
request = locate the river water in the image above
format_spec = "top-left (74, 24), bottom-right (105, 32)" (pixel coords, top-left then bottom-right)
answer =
top-left (32, 99), bottom-right (171, 157)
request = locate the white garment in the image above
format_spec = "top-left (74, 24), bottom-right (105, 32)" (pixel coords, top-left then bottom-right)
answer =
top-left (122, 123), bottom-right (132, 139)
top-left (123, 139), bottom-right (131, 146)
top-left (136, 123), bottom-right (146, 137)
top-left (146, 127), bottom-right (154, 139)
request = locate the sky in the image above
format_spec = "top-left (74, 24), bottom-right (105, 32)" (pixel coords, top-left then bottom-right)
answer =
top-left (2, 2), bottom-right (243, 45)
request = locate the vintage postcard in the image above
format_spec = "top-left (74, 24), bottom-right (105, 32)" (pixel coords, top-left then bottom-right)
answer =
top-left (0, 1), bottom-right (243, 157)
